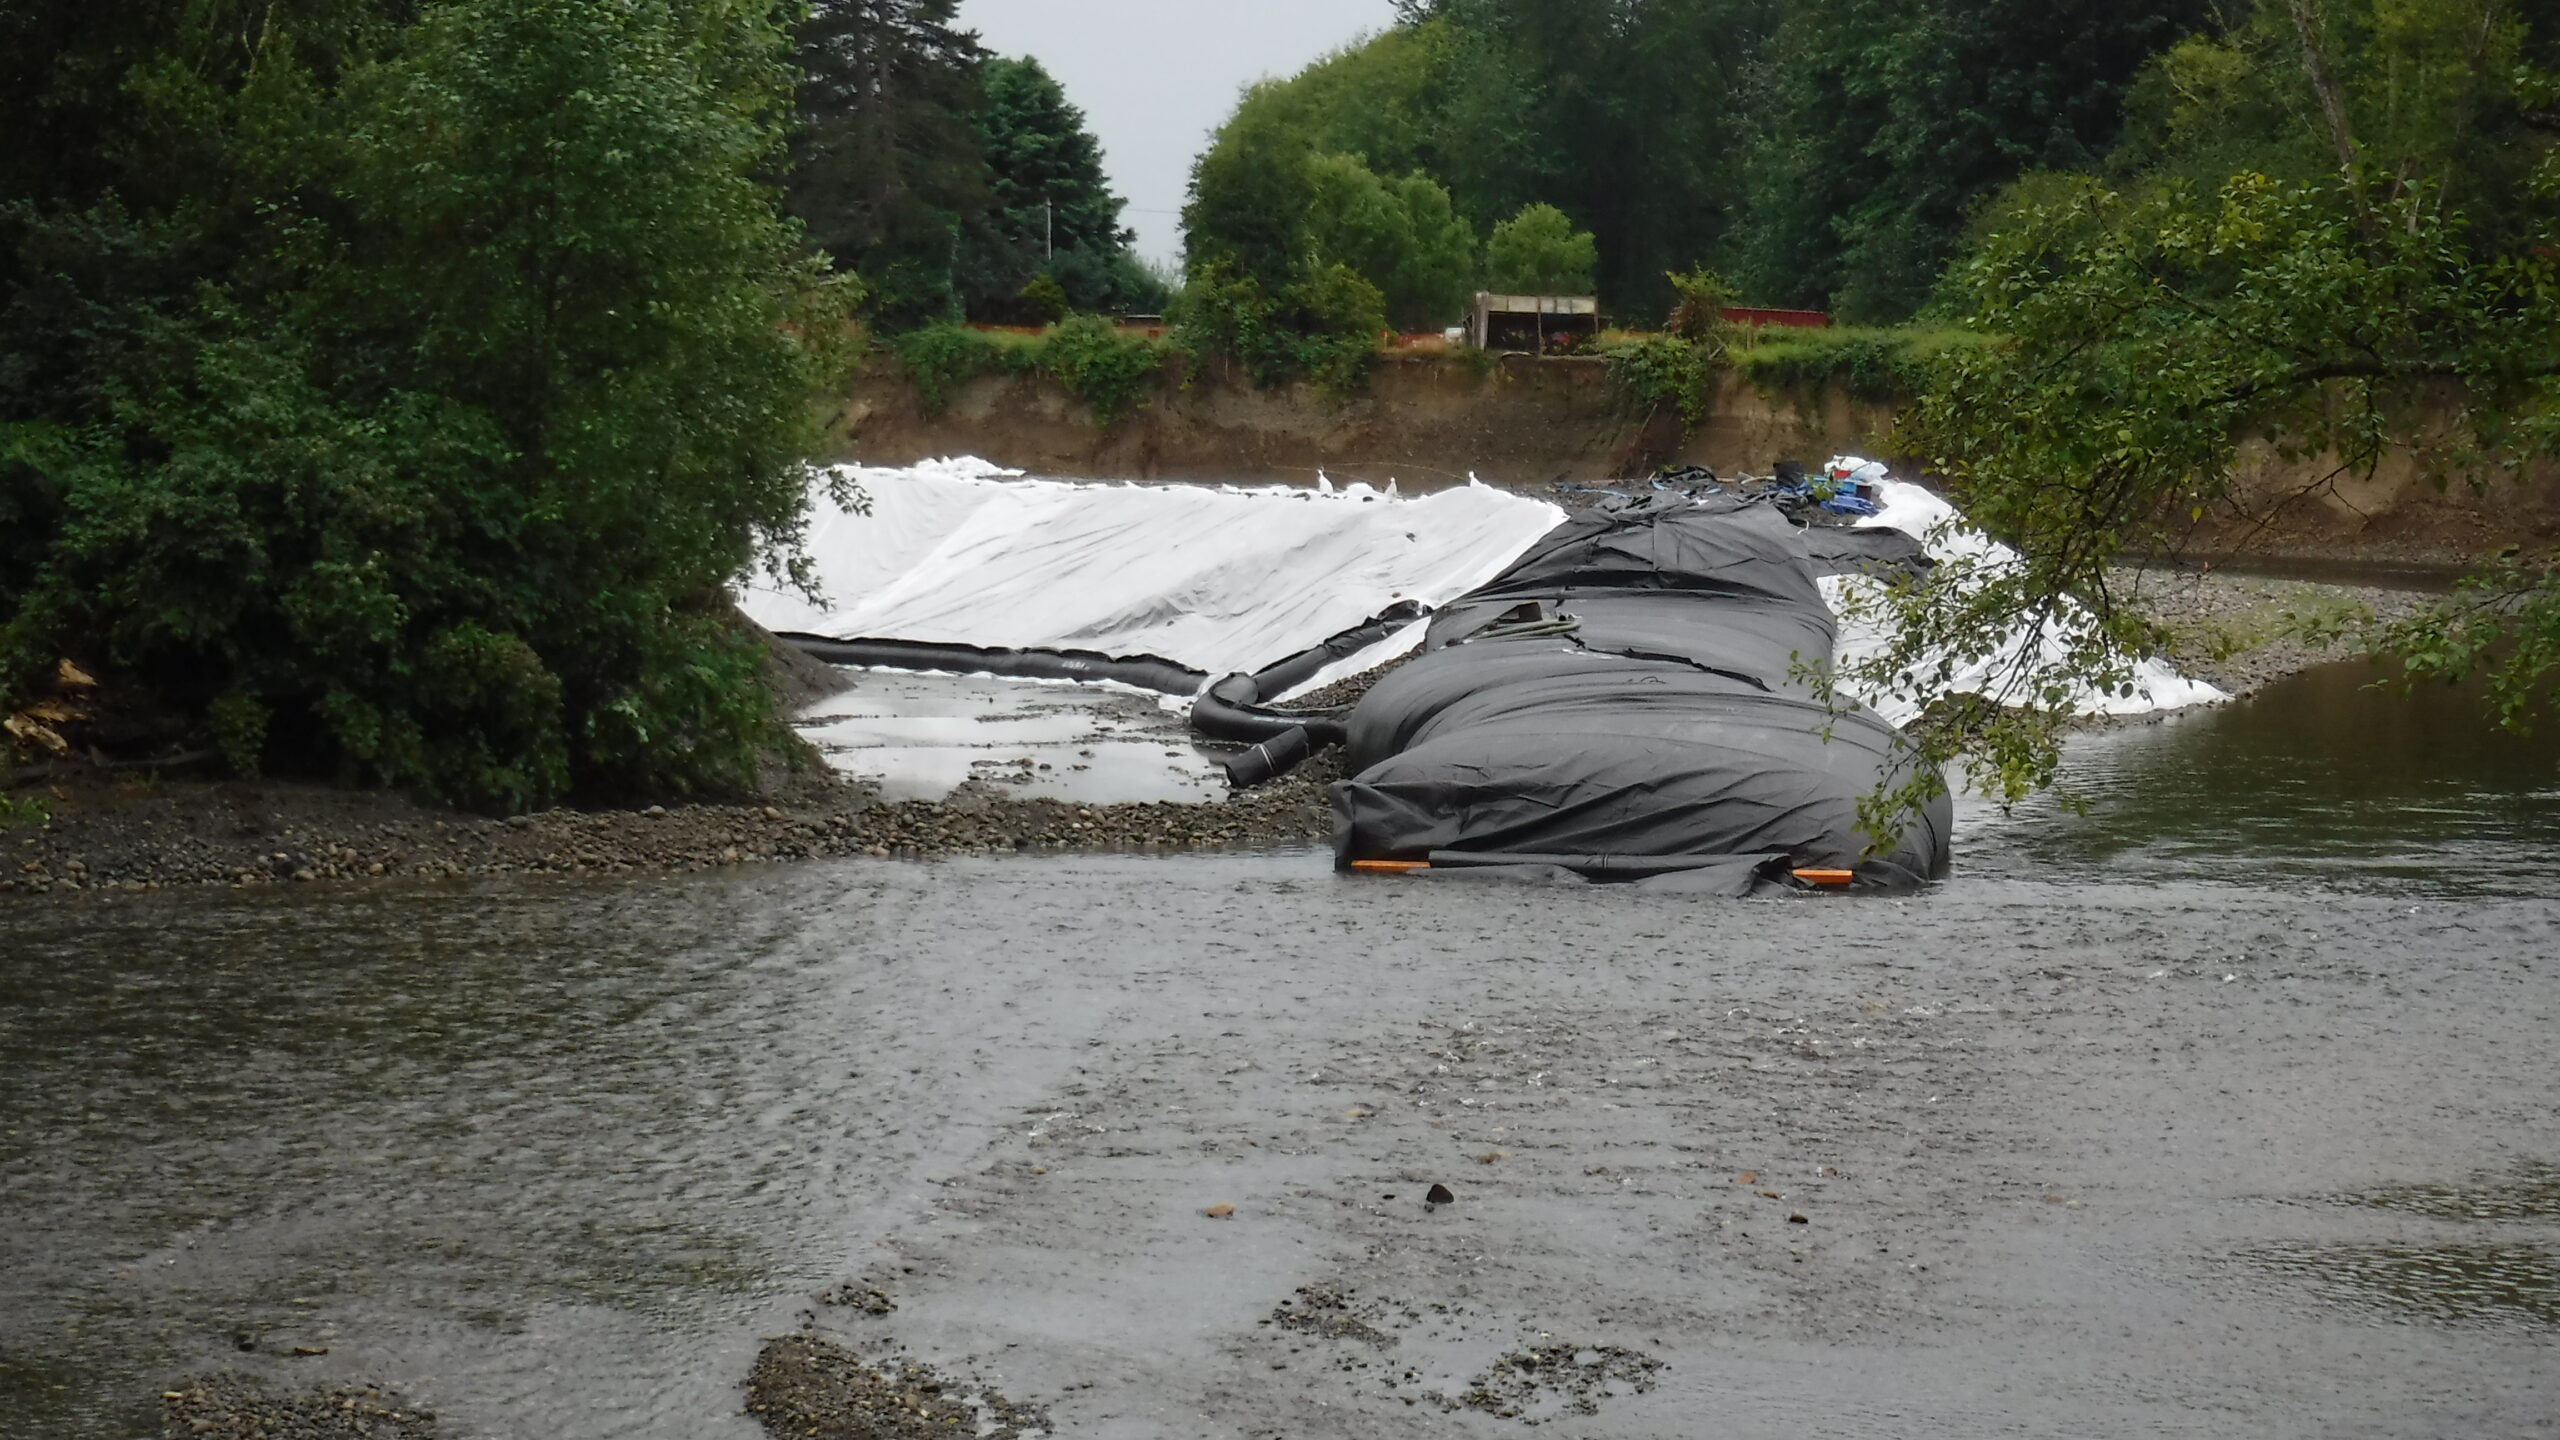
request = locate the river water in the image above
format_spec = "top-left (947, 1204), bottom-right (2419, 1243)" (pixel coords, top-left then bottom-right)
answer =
top-left (3, 661), bottom-right (2555, 1439)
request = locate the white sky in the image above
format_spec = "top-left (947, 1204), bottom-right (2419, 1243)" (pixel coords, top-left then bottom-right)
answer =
top-left (955, 0), bottom-right (1400, 265)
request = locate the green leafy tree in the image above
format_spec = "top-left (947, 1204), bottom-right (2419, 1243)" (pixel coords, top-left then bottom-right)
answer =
top-left (1305, 155), bottom-right (1479, 329)
top-left (3, 0), bottom-right (849, 810)
top-left (1172, 260), bottom-right (1385, 395)
top-left (1865, 171), bottom-right (2558, 817)
top-left (1484, 203), bottom-right (1597, 293)
top-left (1732, 0), bottom-right (2211, 321)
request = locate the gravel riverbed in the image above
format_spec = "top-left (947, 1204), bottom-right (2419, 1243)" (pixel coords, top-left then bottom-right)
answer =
top-left (0, 569), bottom-right (2429, 900)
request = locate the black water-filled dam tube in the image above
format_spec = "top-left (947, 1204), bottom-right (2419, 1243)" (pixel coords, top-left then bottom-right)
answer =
top-left (779, 636), bottom-right (1207, 696)
top-left (1191, 603), bottom-right (1428, 783)
top-left (1330, 496), bottom-right (1952, 886)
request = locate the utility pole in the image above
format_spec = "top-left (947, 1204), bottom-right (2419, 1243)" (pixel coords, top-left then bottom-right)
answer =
top-left (1044, 197), bottom-right (1054, 260)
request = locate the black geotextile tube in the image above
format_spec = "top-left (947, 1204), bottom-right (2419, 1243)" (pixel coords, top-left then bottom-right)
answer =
top-left (1248, 600), bottom-right (1426, 697)
top-left (1424, 849), bottom-right (1787, 879)
top-left (1223, 727), bottom-right (1317, 788)
top-left (1194, 601), bottom-right (1428, 785)
top-left (1192, 673), bottom-right (1351, 747)
top-left (1329, 496), bottom-right (1955, 884)
top-left (781, 636), bottom-right (1208, 696)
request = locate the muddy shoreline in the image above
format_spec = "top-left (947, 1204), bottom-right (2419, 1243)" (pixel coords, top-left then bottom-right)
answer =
top-left (0, 566), bottom-right (2429, 900)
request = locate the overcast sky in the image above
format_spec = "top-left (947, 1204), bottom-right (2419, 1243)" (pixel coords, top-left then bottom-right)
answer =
top-left (955, 0), bottom-right (1399, 266)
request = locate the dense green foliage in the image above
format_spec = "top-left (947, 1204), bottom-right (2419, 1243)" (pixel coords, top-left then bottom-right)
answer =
top-left (1196, 0), bottom-right (2216, 324)
top-left (786, 4), bottom-right (1161, 327)
top-left (1866, 0), bottom-right (2560, 808)
top-left (1172, 263), bottom-right (1386, 397)
top-left (964, 57), bottom-right (1161, 316)
top-left (788, 0), bottom-right (989, 329)
top-left (2, 0), bottom-right (849, 810)
top-left (890, 318), bottom-right (1173, 422)
top-left (1484, 204), bottom-right (1599, 294)
top-left (1733, 0), bottom-right (2211, 321)
top-left (1304, 155), bottom-right (1480, 331)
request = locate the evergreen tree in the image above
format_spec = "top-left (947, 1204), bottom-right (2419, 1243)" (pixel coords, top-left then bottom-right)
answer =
top-left (965, 56), bottom-right (1155, 316)
top-left (1732, 0), bottom-right (2211, 321)
top-left (788, 0), bottom-right (990, 329)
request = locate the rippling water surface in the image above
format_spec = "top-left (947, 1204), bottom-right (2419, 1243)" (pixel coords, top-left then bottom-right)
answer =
top-left (1960, 659), bottom-right (2560, 895)
top-left (2, 661), bottom-right (2554, 1439)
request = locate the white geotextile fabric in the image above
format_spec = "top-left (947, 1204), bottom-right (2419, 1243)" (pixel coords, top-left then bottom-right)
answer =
top-left (736, 458), bottom-right (1567, 682)
top-left (1822, 459), bottom-right (2226, 725)
top-left (742, 454), bottom-right (2221, 724)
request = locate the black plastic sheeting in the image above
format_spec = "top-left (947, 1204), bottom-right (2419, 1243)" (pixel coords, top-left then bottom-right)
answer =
top-left (1330, 495), bottom-right (1951, 891)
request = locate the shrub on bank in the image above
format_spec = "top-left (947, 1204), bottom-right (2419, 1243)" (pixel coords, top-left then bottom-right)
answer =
top-left (1730, 327), bottom-right (1979, 402)
top-left (1, 0), bottom-right (850, 814)
top-left (890, 318), bottom-right (1177, 423)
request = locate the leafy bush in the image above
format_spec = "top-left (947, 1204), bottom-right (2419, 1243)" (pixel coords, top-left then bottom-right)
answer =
top-left (1485, 203), bottom-right (1597, 294)
top-left (892, 323), bottom-right (1027, 412)
top-left (1, 0), bottom-right (850, 811)
top-left (1039, 314), bottom-right (1165, 425)
top-left (1596, 333), bottom-right (1716, 429)
top-left (1018, 272), bottom-right (1069, 325)
top-left (1173, 261), bottom-right (1384, 397)
top-left (1731, 327), bottom-right (1977, 402)
top-left (1664, 268), bottom-right (1741, 340)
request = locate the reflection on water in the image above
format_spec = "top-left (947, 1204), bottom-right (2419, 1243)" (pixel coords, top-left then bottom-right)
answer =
top-left (792, 671), bottom-right (1225, 803)
top-left (2335, 1163), bottom-right (2560, 1223)
top-left (0, 882), bottom-right (878, 1440)
top-left (1960, 660), bottom-right (2560, 894)
top-left (2, 656), bottom-right (2556, 1437)
top-left (2236, 1241), bottom-right (2560, 1331)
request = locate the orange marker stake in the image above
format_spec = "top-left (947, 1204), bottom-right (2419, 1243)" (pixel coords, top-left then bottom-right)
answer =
top-left (1792, 868), bottom-right (1855, 887)
top-left (1349, 859), bottom-right (1431, 874)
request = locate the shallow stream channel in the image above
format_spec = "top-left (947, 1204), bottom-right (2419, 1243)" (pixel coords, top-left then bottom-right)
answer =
top-left (4, 660), bottom-right (2557, 1438)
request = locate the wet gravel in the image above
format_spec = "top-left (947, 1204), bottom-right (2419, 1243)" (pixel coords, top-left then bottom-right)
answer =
top-left (0, 753), bottom-right (1342, 897)
top-left (0, 569), bottom-right (2431, 899)
top-left (158, 1374), bottom-right (438, 1439)
top-left (2116, 565), bottom-right (2431, 699)
top-left (744, 1335), bottom-right (1048, 1440)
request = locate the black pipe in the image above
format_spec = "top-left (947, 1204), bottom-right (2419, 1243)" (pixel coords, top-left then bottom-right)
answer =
top-left (779, 636), bottom-right (1207, 696)
top-left (1243, 600), bottom-right (1425, 698)
top-left (1190, 601), bottom-right (1427, 787)
top-left (1222, 727), bottom-right (1316, 787)
top-left (1190, 672), bottom-right (1351, 746)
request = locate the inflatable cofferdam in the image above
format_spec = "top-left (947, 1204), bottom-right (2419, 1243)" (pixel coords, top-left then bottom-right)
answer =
top-left (1330, 496), bottom-right (1952, 891)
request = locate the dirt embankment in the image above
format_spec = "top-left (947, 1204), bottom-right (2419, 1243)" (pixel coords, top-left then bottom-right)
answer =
top-left (837, 352), bottom-right (1899, 492)
top-left (839, 352), bottom-right (2560, 563)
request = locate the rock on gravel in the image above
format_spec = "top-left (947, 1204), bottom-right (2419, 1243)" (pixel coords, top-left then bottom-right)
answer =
top-left (160, 1373), bottom-right (437, 1439)
top-left (744, 1335), bottom-right (1047, 1440)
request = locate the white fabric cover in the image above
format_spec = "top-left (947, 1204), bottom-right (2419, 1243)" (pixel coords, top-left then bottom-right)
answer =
top-left (1823, 457), bottom-right (2227, 723)
top-left (736, 458), bottom-right (1567, 682)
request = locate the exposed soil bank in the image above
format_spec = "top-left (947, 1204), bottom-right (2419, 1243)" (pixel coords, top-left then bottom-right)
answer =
top-left (839, 351), bottom-right (1895, 493)
top-left (839, 352), bottom-right (2560, 562)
